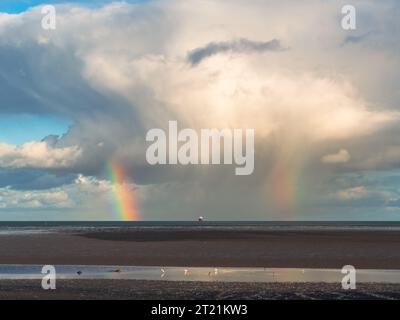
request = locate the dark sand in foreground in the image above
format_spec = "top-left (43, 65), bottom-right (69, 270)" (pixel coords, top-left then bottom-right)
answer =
top-left (1, 280), bottom-right (400, 300)
top-left (1, 228), bottom-right (400, 268)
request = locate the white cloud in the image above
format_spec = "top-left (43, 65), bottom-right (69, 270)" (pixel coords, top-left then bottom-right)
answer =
top-left (70, 1), bottom-right (398, 156)
top-left (336, 186), bottom-right (368, 200)
top-left (0, 188), bottom-right (72, 209)
top-left (0, 174), bottom-right (111, 210)
top-left (0, 141), bottom-right (81, 169)
top-left (321, 149), bottom-right (351, 164)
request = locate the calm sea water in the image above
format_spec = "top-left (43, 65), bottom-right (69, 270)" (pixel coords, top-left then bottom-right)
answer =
top-left (1, 221), bottom-right (400, 229)
top-left (1, 221), bottom-right (400, 235)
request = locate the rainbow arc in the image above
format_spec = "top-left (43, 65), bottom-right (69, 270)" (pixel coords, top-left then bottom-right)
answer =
top-left (106, 160), bottom-right (140, 221)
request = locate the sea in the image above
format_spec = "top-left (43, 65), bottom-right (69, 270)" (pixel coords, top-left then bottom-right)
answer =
top-left (1, 220), bottom-right (400, 235)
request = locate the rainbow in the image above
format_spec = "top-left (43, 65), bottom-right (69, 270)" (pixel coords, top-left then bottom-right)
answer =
top-left (106, 160), bottom-right (141, 221)
top-left (270, 160), bottom-right (304, 220)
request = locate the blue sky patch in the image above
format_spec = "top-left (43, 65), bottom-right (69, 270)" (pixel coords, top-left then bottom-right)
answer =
top-left (0, 114), bottom-right (72, 145)
top-left (0, 0), bottom-right (148, 13)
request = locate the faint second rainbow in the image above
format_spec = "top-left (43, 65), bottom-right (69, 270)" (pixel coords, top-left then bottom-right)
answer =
top-left (106, 160), bottom-right (141, 221)
top-left (270, 159), bottom-right (304, 220)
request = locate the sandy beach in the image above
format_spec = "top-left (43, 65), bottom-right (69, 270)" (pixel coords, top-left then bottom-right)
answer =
top-left (0, 227), bottom-right (400, 268)
top-left (1, 227), bottom-right (400, 300)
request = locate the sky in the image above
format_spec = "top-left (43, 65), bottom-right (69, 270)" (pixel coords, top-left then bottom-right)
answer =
top-left (0, 0), bottom-right (399, 221)
top-left (0, 0), bottom-right (147, 13)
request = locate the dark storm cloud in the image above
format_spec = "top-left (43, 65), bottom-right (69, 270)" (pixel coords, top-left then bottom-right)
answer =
top-left (0, 168), bottom-right (76, 190)
top-left (187, 38), bottom-right (285, 66)
top-left (0, 43), bottom-right (117, 117)
top-left (0, 39), bottom-right (146, 178)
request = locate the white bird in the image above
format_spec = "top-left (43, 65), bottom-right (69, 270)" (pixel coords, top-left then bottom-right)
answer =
top-left (184, 269), bottom-right (189, 276)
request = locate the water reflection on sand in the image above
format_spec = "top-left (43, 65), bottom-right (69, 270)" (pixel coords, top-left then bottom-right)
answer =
top-left (0, 265), bottom-right (400, 283)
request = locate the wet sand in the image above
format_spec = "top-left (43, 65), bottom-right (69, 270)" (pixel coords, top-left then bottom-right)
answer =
top-left (0, 228), bottom-right (400, 268)
top-left (1, 280), bottom-right (400, 300)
